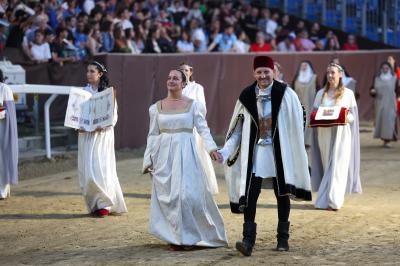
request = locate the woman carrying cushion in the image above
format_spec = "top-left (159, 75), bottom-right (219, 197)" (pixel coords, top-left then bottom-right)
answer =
top-left (310, 63), bottom-right (361, 211)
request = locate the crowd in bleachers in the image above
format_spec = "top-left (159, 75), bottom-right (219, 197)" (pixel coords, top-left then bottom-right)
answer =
top-left (0, 0), bottom-right (361, 64)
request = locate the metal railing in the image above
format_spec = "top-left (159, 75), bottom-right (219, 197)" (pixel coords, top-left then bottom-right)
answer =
top-left (266, 0), bottom-right (400, 47)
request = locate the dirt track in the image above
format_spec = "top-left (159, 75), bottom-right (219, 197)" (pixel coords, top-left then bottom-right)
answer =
top-left (1, 130), bottom-right (399, 265)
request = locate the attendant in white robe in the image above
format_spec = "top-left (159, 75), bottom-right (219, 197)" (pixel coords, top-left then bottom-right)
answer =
top-left (0, 71), bottom-right (18, 199)
top-left (292, 61), bottom-right (319, 147)
top-left (370, 62), bottom-right (398, 148)
top-left (273, 61), bottom-right (285, 83)
top-left (310, 63), bottom-right (361, 211)
top-left (77, 61), bottom-right (127, 217)
top-left (217, 56), bottom-right (312, 256)
top-left (179, 62), bottom-right (219, 195)
top-left (143, 69), bottom-right (227, 250)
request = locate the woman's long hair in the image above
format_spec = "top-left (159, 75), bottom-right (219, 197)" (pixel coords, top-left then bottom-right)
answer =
top-left (89, 61), bottom-right (110, 92)
top-left (321, 63), bottom-right (345, 104)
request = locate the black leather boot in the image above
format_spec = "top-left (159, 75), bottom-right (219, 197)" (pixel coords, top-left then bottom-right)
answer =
top-left (276, 221), bottom-right (290, 251)
top-left (236, 222), bottom-right (257, 256)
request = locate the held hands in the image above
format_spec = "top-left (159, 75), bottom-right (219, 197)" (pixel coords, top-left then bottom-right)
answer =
top-left (210, 151), bottom-right (224, 164)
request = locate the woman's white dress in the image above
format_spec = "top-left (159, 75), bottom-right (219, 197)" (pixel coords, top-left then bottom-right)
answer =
top-left (373, 75), bottom-right (398, 141)
top-left (78, 86), bottom-right (127, 214)
top-left (182, 81), bottom-right (219, 194)
top-left (0, 83), bottom-right (18, 199)
top-left (143, 99), bottom-right (227, 247)
top-left (310, 88), bottom-right (361, 210)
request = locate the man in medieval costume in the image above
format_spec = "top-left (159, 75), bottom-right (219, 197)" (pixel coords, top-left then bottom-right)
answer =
top-left (218, 56), bottom-right (312, 256)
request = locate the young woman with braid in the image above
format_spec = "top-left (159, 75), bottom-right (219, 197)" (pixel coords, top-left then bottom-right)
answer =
top-left (78, 61), bottom-right (127, 217)
top-left (310, 63), bottom-right (361, 211)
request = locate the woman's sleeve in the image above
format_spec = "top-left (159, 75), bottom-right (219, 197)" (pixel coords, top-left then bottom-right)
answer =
top-left (112, 98), bottom-right (118, 127)
top-left (193, 101), bottom-right (218, 153)
top-left (347, 90), bottom-right (358, 123)
top-left (142, 104), bottom-right (160, 173)
top-left (196, 84), bottom-right (207, 112)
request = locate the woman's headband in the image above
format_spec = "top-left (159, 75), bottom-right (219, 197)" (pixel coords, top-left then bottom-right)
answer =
top-left (91, 61), bottom-right (107, 73)
top-left (328, 62), bottom-right (344, 72)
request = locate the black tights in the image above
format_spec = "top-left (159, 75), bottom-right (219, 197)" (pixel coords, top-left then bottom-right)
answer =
top-left (244, 175), bottom-right (290, 223)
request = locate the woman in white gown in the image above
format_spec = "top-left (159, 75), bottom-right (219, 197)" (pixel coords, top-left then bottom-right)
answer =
top-left (143, 69), bottom-right (228, 250)
top-left (0, 70), bottom-right (18, 199)
top-left (310, 63), bottom-right (361, 211)
top-left (179, 62), bottom-right (219, 195)
top-left (78, 61), bottom-right (127, 217)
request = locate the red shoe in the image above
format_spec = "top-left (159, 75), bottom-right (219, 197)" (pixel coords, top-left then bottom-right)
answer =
top-left (168, 244), bottom-right (183, 251)
top-left (327, 207), bottom-right (338, 212)
top-left (94, 209), bottom-right (109, 217)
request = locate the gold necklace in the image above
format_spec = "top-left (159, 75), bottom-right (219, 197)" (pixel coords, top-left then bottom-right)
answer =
top-left (166, 97), bottom-right (184, 101)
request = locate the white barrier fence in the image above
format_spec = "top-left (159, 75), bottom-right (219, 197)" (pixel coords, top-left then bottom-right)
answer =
top-left (10, 84), bottom-right (81, 159)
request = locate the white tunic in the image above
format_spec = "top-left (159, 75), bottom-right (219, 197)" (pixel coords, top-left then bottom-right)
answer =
top-left (142, 100), bottom-right (228, 247)
top-left (220, 83), bottom-right (276, 178)
top-left (77, 86), bottom-right (127, 213)
top-left (182, 81), bottom-right (219, 194)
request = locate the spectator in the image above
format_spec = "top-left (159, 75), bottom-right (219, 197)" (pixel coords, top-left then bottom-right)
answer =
top-left (208, 24), bottom-right (237, 52)
top-left (208, 19), bottom-right (221, 47)
top-left (342, 34), bottom-right (359, 50)
top-left (64, 16), bottom-right (77, 41)
top-left (219, 1), bottom-right (236, 29)
top-left (24, 15), bottom-right (50, 47)
top-left (143, 26), bottom-right (161, 53)
top-left (87, 28), bottom-right (101, 56)
top-left (295, 19), bottom-right (305, 34)
top-left (113, 26), bottom-right (131, 53)
top-left (325, 36), bottom-right (340, 51)
top-left (257, 8), bottom-right (271, 36)
top-left (177, 30), bottom-right (194, 53)
top-left (158, 27), bottom-right (176, 53)
top-left (232, 29), bottom-right (250, 53)
top-left (125, 28), bottom-right (141, 54)
top-left (309, 22), bottom-right (321, 43)
top-left (51, 27), bottom-right (77, 65)
top-left (83, 0), bottom-right (96, 15)
top-left (243, 6), bottom-right (259, 43)
top-left (249, 31), bottom-right (273, 52)
top-left (168, 0), bottom-right (188, 26)
top-left (276, 14), bottom-right (292, 41)
top-left (266, 12), bottom-right (279, 39)
top-left (186, 1), bottom-right (204, 25)
top-left (146, 0), bottom-right (160, 19)
top-left (63, 0), bottom-right (80, 19)
top-left (157, 9), bottom-right (173, 29)
top-left (44, 28), bottom-right (55, 48)
top-left (30, 29), bottom-right (51, 63)
top-left (190, 18), bottom-right (207, 52)
top-left (320, 30), bottom-right (339, 48)
top-left (100, 20), bottom-right (114, 53)
top-left (294, 30), bottom-right (315, 51)
top-left (277, 34), bottom-right (296, 52)
top-left (133, 25), bottom-right (145, 52)
top-left (313, 39), bottom-right (325, 51)
top-left (116, 7), bottom-right (133, 30)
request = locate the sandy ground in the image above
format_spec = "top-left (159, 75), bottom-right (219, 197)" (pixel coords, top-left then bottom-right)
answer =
top-left (1, 129), bottom-right (400, 266)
